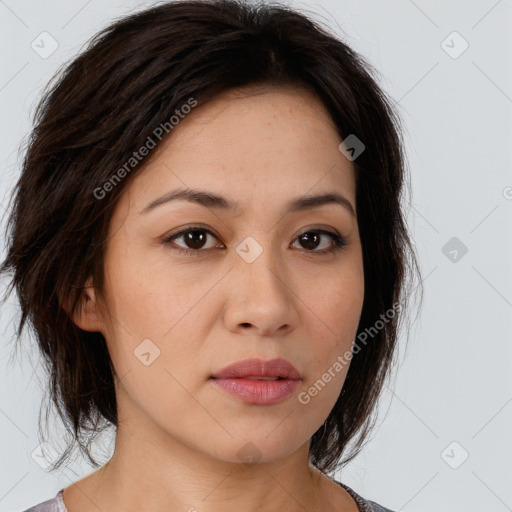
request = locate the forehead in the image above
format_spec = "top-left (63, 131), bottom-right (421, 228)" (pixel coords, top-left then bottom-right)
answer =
top-left (117, 85), bottom-right (356, 220)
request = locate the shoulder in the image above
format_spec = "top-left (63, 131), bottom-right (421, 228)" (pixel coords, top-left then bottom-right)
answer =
top-left (21, 489), bottom-right (67, 512)
top-left (335, 480), bottom-right (397, 512)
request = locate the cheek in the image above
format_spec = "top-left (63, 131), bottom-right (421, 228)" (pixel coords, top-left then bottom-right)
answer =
top-left (305, 261), bottom-right (364, 343)
top-left (102, 242), bottom-right (194, 337)
top-left (99, 246), bottom-right (216, 389)
top-left (296, 264), bottom-right (364, 407)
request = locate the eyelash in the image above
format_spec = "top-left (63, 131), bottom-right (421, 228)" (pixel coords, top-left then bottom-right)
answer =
top-left (162, 226), bottom-right (347, 257)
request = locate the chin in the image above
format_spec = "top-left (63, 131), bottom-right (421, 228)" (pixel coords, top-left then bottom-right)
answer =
top-left (202, 433), bottom-right (305, 465)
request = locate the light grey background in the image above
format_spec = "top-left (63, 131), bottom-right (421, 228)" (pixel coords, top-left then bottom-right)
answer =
top-left (1, 1), bottom-right (511, 511)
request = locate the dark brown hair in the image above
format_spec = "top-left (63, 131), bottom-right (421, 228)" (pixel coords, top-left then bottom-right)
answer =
top-left (0, 0), bottom-right (422, 475)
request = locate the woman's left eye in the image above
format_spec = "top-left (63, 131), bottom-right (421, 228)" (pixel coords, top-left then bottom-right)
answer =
top-left (162, 226), bottom-right (347, 257)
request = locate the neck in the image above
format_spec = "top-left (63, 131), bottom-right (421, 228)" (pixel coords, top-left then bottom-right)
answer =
top-left (93, 428), bottom-right (325, 512)
top-left (61, 383), bottom-right (352, 512)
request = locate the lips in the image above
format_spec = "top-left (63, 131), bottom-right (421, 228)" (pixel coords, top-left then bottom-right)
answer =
top-left (210, 357), bottom-right (301, 380)
top-left (210, 358), bottom-right (302, 405)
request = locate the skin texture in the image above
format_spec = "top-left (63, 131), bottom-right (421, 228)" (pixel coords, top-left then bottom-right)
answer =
top-left (66, 85), bottom-right (364, 512)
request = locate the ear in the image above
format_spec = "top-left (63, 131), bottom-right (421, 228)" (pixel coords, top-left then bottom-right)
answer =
top-left (63, 277), bottom-right (104, 332)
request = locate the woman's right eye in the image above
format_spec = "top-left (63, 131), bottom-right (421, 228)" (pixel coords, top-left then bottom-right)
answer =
top-left (162, 227), bottom-right (222, 256)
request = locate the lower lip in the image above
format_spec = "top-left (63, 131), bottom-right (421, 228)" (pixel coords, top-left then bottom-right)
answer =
top-left (211, 378), bottom-right (301, 405)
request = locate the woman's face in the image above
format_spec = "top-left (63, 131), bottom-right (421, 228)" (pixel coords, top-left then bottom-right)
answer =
top-left (87, 86), bottom-right (364, 464)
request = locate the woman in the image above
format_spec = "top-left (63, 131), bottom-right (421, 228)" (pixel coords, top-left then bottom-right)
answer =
top-left (1, 1), bottom-right (422, 511)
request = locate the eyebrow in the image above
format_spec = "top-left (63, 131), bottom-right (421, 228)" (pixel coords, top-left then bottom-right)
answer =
top-left (140, 188), bottom-right (356, 217)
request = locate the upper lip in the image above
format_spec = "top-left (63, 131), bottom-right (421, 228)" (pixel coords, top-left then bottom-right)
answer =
top-left (211, 358), bottom-right (301, 380)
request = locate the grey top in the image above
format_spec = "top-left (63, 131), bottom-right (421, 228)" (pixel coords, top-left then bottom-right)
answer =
top-left (22, 480), bottom-right (395, 511)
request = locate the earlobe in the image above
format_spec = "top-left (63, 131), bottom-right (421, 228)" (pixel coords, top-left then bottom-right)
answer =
top-left (63, 277), bottom-right (104, 333)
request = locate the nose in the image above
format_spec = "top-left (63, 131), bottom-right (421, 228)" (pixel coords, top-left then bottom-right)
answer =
top-left (223, 240), bottom-right (299, 337)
